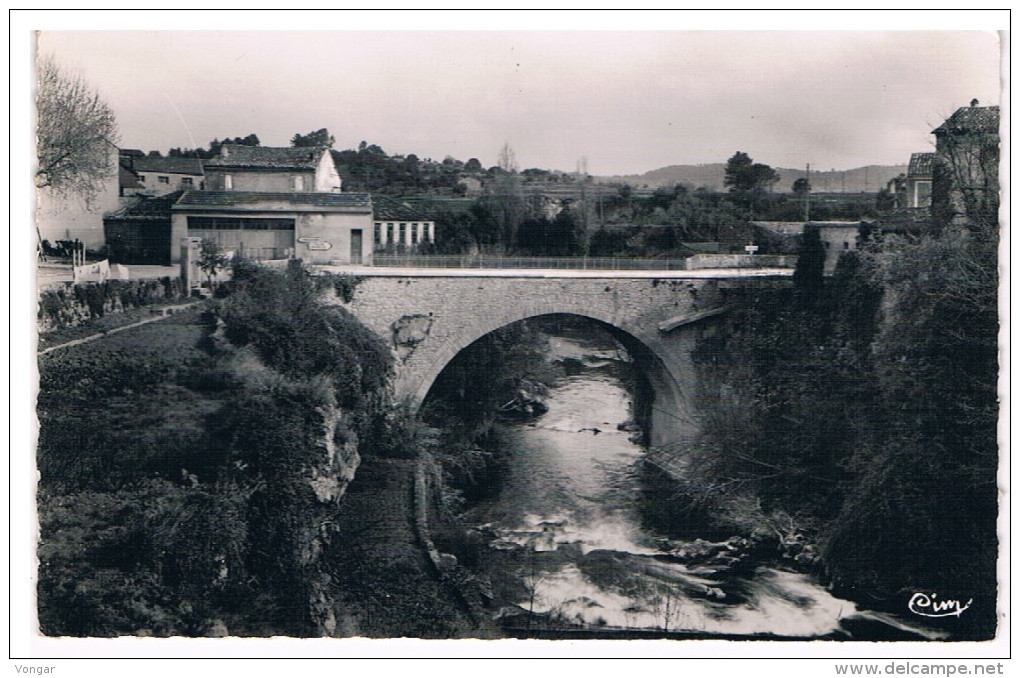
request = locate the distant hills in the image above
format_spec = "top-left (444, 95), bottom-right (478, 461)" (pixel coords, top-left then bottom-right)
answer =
top-left (599, 163), bottom-right (908, 194)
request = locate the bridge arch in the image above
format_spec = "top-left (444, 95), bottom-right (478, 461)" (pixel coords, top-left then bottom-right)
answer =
top-left (399, 306), bottom-right (696, 448)
top-left (341, 274), bottom-right (723, 447)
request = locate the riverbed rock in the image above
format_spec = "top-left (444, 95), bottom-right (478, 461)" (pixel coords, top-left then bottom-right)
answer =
top-left (499, 379), bottom-right (550, 420)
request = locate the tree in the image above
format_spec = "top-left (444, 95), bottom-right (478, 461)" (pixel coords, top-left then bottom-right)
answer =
top-left (876, 174), bottom-right (906, 211)
top-left (723, 151), bottom-right (754, 193)
top-left (724, 151), bottom-right (779, 211)
top-left (464, 157), bottom-right (482, 173)
top-left (792, 223), bottom-right (825, 304)
top-left (793, 177), bottom-right (812, 221)
top-left (792, 177), bottom-right (811, 196)
top-left (360, 142), bottom-right (386, 157)
top-left (291, 128), bottom-right (335, 148)
top-left (497, 143), bottom-right (518, 174)
top-left (197, 239), bottom-right (229, 288)
top-left (206, 134), bottom-right (260, 158)
top-left (548, 208), bottom-right (584, 256)
top-left (489, 143), bottom-right (524, 251)
top-left (35, 56), bottom-right (119, 202)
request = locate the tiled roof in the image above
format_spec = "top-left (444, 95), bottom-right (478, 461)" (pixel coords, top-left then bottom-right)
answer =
top-left (173, 190), bottom-right (371, 210)
top-left (907, 152), bottom-right (935, 177)
top-left (933, 105), bottom-right (1000, 135)
top-left (373, 196), bottom-right (434, 220)
top-left (372, 196), bottom-right (473, 220)
top-left (129, 156), bottom-right (204, 175)
top-left (105, 191), bottom-right (183, 220)
top-left (204, 145), bottom-right (326, 171)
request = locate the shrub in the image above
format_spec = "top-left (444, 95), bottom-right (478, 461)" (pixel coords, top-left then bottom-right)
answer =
top-left (218, 261), bottom-right (391, 410)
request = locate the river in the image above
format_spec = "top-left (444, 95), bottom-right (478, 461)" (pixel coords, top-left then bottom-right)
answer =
top-left (457, 328), bottom-right (939, 640)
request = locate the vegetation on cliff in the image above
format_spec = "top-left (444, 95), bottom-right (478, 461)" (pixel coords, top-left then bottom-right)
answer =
top-left (36, 261), bottom-right (409, 636)
top-left (681, 221), bottom-right (999, 638)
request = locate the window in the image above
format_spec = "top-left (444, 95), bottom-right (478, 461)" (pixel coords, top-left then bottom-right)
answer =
top-left (181, 177), bottom-right (194, 186)
top-left (411, 222), bottom-right (419, 245)
top-left (293, 175), bottom-right (304, 191)
top-left (915, 180), bottom-right (932, 207)
top-left (843, 242), bottom-right (850, 250)
top-left (224, 174), bottom-right (233, 190)
top-left (387, 223), bottom-right (395, 243)
top-left (158, 176), bottom-right (170, 184)
top-left (399, 223), bottom-right (406, 243)
top-left (187, 216), bottom-right (296, 231)
top-left (374, 223), bottom-right (382, 246)
top-left (137, 175), bottom-right (146, 182)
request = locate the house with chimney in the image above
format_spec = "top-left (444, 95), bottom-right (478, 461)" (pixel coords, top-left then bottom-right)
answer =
top-left (202, 144), bottom-right (342, 193)
top-left (931, 100), bottom-right (1000, 228)
top-left (169, 145), bottom-right (371, 264)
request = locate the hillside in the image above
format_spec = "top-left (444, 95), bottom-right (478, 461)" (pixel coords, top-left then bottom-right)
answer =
top-left (600, 163), bottom-right (907, 193)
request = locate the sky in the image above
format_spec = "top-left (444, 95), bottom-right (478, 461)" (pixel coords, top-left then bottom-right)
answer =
top-left (28, 17), bottom-right (1004, 177)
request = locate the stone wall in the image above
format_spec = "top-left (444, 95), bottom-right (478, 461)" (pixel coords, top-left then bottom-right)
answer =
top-left (37, 277), bottom-right (189, 332)
top-left (685, 253), bottom-right (798, 269)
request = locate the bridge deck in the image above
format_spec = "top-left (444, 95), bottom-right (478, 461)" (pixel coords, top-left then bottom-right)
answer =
top-left (317, 265), bottom-right (794, 279)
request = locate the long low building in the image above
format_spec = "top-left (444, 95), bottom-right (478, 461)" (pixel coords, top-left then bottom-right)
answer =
top-left (170, 190), bottom-right (374, 264)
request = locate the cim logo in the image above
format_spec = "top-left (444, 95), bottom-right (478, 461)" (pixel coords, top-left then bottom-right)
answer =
top-left (907, 592), bottom-right (973, 618)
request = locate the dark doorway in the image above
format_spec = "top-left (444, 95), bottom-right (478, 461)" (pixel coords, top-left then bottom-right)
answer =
top-left (350, 229), bottom-right (363, 264)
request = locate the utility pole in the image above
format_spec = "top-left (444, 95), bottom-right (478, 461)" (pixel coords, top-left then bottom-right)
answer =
top-left (803, 163), bottom-right (811, 222)
top-left (578, 157), bottom-right (595, 261)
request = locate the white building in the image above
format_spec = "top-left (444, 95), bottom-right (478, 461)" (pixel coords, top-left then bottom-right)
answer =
top-left (372, 197), bottom-right (436, 252)
top-left (36, 140), bottom-right (121, 248)
top-left (202, 145), bottom-right (341, 194)
top-left (122, 155), bottom-right (204, 196)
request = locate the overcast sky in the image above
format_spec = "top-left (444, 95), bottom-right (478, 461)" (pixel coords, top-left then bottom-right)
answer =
top-left (34, 28), bottom-right (1002, 176)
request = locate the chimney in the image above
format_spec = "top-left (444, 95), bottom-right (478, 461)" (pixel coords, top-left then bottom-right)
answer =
top-left (221, 145), bottom-right (230, 157)
top-left (971, 98), bottom-right (980, 107)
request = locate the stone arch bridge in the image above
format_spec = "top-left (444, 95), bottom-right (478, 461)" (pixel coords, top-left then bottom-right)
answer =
top-left (326, 268), bottom-right (790, 447)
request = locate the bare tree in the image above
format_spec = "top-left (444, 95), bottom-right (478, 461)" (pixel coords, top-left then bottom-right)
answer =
top-left (35, 56), bottom-right (119, 203)
top-left (497, 142), bottom-right (518, 173)
top-left (490, 142), bottom-right (524, 252)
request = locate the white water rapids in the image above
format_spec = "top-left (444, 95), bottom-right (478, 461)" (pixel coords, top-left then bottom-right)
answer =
top-left (460, 333), bottom-right (939, 639)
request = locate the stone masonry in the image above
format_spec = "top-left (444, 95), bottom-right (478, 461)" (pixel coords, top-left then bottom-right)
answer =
top-left (326, 271), bottom-right (744, 447)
